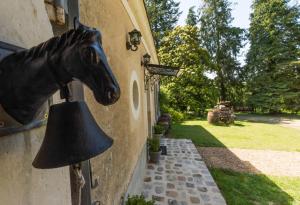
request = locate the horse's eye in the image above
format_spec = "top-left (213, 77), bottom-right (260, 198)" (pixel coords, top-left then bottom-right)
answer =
top-left (84, 47), bottom-right (100, 65)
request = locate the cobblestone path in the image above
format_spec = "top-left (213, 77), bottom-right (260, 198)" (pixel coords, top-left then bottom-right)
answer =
top-left (142, 139), bottom-right (226, 205)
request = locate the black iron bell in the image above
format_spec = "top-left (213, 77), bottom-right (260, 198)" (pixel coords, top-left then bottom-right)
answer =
top-left (32, 101), bottom-right (113, 169)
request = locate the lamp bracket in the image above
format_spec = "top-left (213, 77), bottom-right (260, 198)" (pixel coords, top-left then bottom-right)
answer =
top-left (144, 69), bottom-right (159, 91)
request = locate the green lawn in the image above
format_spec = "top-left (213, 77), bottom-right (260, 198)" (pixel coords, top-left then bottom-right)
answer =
top-left (170, 119), bottom-right (300, 152)
top-left (211, 168), bottom-right (300, 205)
top-left (170, 115), bottom-right (300, 204)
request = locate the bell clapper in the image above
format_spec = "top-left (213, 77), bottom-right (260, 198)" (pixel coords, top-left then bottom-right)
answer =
top-left (72, 164), bottom-right (86, 205)
top-left (60, 85), bottom-right (71, 102)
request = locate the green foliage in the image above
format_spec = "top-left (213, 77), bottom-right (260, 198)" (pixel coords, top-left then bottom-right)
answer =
top-left (154, 124), bottom-right (165, 134)
top-left (126, 195), bottom-right (155, 205)
top-left (186, 6), bottom-right (198, 26)
top-left (198, 0), bottom-right (246, 102)
top-left (162, 106), bottom-right (185, 122)
top-left (144, 0), bottom-right (181, 48)
top-left (246, 0), bottom-right (300, 113)
top-left (158, 26), bottom-right (218, 115)
top-left (159, 86), bottom-right (185, 122)
top-left (148, 137), bottom-right (160, 152)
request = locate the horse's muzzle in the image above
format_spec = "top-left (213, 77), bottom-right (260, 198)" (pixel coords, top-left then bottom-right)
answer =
top-left (95, 85), bottom-right (120, 105)
top-left (106, 85), bottom-right (120, 104)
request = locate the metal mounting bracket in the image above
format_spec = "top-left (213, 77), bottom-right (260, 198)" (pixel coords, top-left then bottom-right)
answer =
top-left (0, 41), bottom-right (49, 137)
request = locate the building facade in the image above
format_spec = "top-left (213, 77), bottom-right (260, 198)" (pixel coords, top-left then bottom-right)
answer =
top-left (0, 0), bottom-right (159, 204)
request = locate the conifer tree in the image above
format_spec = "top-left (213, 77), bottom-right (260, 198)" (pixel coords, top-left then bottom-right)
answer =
top-left (186, 6), bottom-right (198, 26)
top-left (199, 0), bottom-right (245, 102)
top-left (145, 0), bottom-right (181, 48)
top-left (246, 0), bottom-right (300, 112)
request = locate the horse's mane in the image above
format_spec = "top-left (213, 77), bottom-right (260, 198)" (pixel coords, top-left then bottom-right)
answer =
top-left (2, 27), bottom-right (98, 65)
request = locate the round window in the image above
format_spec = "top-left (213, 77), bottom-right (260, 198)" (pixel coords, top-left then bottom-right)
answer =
top-left (130, 71), bottom-right (140, 120)
top-left (132, 80), bottom-right (139, 110)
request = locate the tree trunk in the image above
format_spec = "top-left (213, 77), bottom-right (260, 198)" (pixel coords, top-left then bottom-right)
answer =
top-left (220, 79), bottom-right (226, 101)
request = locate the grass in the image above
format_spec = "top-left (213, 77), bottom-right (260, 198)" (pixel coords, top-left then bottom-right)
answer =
top-left (210, 168), bottom-right (300, 205)
top-left (170, 119), bottom-right (300, 152)
top-left (169, 114), bottom-right (300, 204)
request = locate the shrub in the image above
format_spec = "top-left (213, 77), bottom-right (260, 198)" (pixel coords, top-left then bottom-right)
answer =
top-left (164, 107), bottom-right (185, 122)
top-left (126, 195), bottom-right (155, 205)
top-left (154, 124), bottom-right (165, 134)
top-left (148, 137), bottom-right (160, 152)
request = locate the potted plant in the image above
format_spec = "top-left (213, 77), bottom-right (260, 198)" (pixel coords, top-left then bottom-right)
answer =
top-left (148, 137), bottom-right (161, 163)
top-left (126, 195), bottom-right (155, 205)
top-left (153, 124), bottom-right (165, 138)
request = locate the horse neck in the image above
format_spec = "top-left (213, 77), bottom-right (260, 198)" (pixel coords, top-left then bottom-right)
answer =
top-left (0, 53), bottom-right (63, 124)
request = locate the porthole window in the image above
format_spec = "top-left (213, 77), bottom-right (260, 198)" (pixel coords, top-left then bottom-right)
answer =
top-left (130, 71), bottom-right (140, 120)
top-left (132, 80), bottom-right (139, 110)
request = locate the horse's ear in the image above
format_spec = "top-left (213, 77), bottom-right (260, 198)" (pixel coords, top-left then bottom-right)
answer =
top-left (74, 17), bottom-right (90, 31)
top-left (74, 17), bottom-right (82, 30)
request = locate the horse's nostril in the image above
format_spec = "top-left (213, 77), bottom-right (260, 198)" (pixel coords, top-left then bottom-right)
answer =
top-left (107, 90), bottom-right (112, 100)
top-left (107, 86), bottom-right (120, 101)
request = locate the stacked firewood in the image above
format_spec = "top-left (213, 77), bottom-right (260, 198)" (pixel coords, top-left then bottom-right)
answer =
top-left (207, 101), bottom-right (235, 124)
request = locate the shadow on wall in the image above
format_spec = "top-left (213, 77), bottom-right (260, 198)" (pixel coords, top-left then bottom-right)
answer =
top-left (169, 123), bottom-right (295, 205)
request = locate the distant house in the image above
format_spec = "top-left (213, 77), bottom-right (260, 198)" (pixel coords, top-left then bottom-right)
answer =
top-left (0, 0), bottom-right (159, 204)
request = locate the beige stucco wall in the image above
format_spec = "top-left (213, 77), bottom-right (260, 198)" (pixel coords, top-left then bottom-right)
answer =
top-left (0, 1), bottom-right (71, 205)
top-left (0, 0), bottom-right (158, 204)
top-left (80, 0), bottom-right (158, 204)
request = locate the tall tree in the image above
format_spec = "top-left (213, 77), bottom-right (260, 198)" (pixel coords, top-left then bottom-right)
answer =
top-left (145, 0), bottom-right (181, 48)
top-left (158, 26), bottom-right (217, 114)
top-left (198, 0), bottom-right (245, 102)
top-left (246, 0), bottom-right (300, 112)
top-left (186, 6), bottom-right (198, 26)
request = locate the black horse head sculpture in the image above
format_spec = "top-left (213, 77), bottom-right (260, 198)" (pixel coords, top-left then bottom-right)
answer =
top-left (0, 22), bottom-right (120, 125)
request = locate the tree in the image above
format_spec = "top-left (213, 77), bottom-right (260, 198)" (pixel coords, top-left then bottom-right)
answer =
top-left (186, 6), bottom-right (198, 26)
top-left (246, 0), bottom-right (300, 112)
top-left (198, 0), bottom-right (245, 102)
top-left (144, 0), bottom-right (181, 48)
top-left (158, 26), bottom-right (217, 114)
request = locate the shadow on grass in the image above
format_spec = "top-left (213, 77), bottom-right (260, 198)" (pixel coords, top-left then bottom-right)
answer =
top-left (232, 122), bottom-right (244, 127)
top-left (170, 124), bottom-right (226, 147)
top-left (211, 122), bottom-right (245, 127)
top-left (169, 122), bottom-right (295, 205)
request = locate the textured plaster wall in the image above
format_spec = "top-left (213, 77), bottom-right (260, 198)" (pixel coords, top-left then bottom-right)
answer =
top-left (80, 0), bottom-right (158, 204)
top-left (0, 1), bottom-right (71, 205)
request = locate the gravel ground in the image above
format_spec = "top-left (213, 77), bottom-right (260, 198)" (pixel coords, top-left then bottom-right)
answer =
top-left (198, 147), bottom-right (300, 177)
top-left (237, 115), bottom-right (300, 130)
top-left (280, 119), bottom-right (300, 130)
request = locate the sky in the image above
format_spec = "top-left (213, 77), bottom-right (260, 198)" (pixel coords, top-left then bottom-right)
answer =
top-left (177, 0), bottom-right (299, 65)
top-left (178, 0), bottom-right (252, 28)
top-left (178, 0), bottom-right (252, 65)
top-left (178, 0), bottom-right (299, 27)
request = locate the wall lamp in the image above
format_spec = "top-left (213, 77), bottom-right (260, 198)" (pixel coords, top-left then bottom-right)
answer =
top-left (141, 53), bottom-right (151, 67)
top-left (126, 29), bottom-right (142, 51)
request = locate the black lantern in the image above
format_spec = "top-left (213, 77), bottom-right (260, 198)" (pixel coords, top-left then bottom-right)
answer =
top-left (141, 53), bottom-right (151, 66)
top-left (126, 29), bottom-right (142, 51)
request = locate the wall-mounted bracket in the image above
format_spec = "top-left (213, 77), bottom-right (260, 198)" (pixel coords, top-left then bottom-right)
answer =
top-left (144, 69), bottom-right (159, 91)
top-left (0, 41), bottom-right (49, 137)
top-left (144, 63), bottom-right (180, 91)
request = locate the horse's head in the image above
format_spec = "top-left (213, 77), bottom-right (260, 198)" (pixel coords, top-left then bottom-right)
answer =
top-left (62, 22), bottom-right (120, 105)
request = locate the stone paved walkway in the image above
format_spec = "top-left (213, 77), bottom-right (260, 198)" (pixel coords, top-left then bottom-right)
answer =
top-left (142, 139), bottom-right (226, 205)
